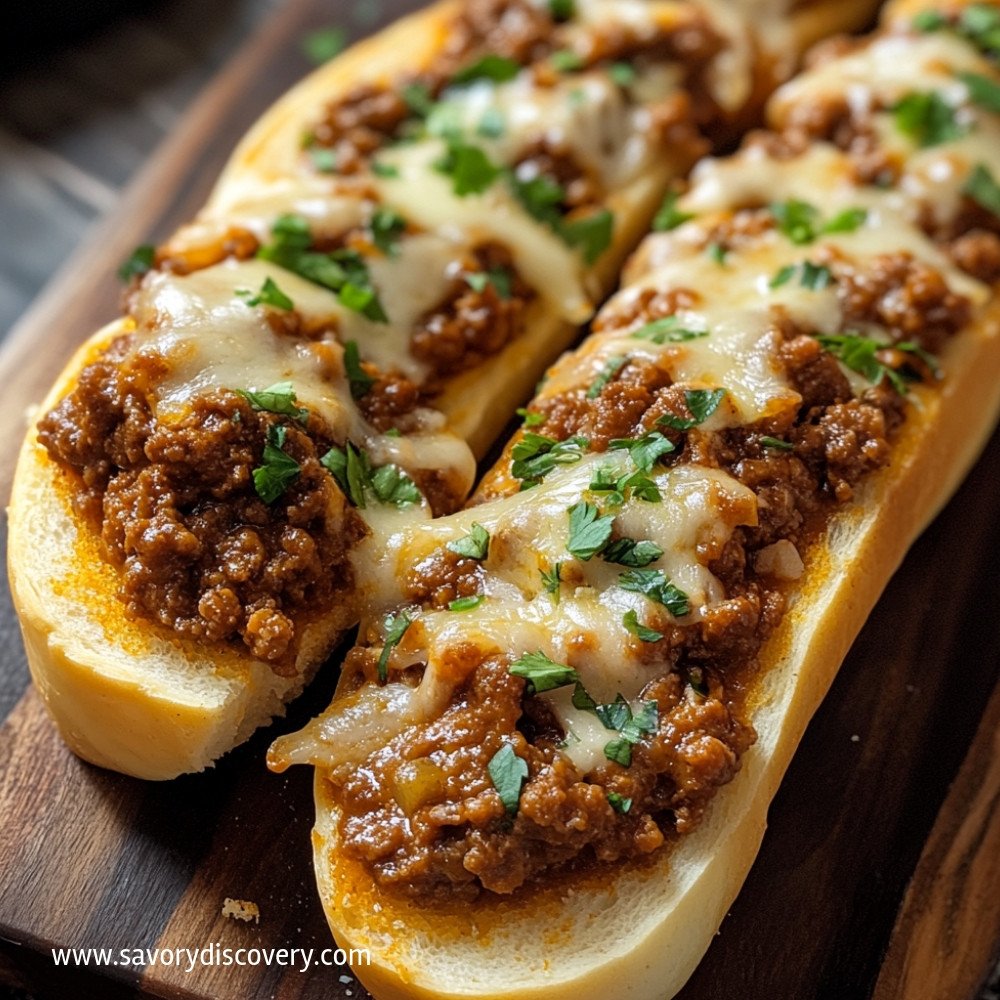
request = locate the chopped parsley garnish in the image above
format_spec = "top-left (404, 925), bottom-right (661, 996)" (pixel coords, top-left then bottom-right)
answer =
top-left (586, 355), bottom-right (627, 399)
top-left (117, 244), bottom-right (155, 282)
top-left (893, 91), bottom-right (966, 147)
top-left (253, 424), bottom-right (300, 503)
top-left (964, 162), bottom-right (1000, 217)
top-left (566, 502), bottom-right (615, 560)
top-left (342, 340), bottom-right (375, 400)
top-left (377, 609), bottom-right (413, 682)
top-left (449, 595), bottom-right (484, 612)
top-left (656, 387), bottom-right (727, 431)
top-left (302, 26), bottom-right (346, 64)
top-left (652, 190), bottom-right (694, 232)
top-left (511, 174), bottom-right (612, 262)
top-left (509, 650), bottom-right (579, 693)
top-left (631, 316), bottom-right (707, 344)
top-left (960, 4), bottom-right (1000, 59)
top-left (770, 260), bottom-right (834, 290)
top-left (622, 609), bottom-right (664, 643)
top-left (446, 522), bottom-right (490, 560)
top-left (619, 568), bottom-right (690, 617)
top-left (369, 463), bottom-right (422, 506)
top-left (771, 200), bottom-right (868, 245)
top-left (551, 49), bottom-right (585, 72)
top-left (549, 0), bottom-right (576, 21)
top-left (477, 107), bottom-right (507, 138)
top-left (236, 380), bottom-right (309, 422)
top-left (760, 435), bottom-right (794, 452)
top-left (517, 407), bottom-right (545, 427)
top-left (707, 242), bottom-right (728, 265)
top-left (321, 442), bottom-right (369, 507)
top-left (451, 54), bottom-right (521, 85)
top-left (307, 146), bottom-right (338, 173)
top-left (371, 160), bottom-right (400, 178)
top-left (608, 431), bottom-right (675, 473)
top-left (511, 174), bottom-right (565, 226)
top-left (465, 267), bottom-right (512, 298)
top-left (511, 433), bottom-right (588, 487)
top-left (369, 206), bottom-right (407, 256)
top-left (321, 442), bottom-right (421, 508)
top-left (588, 466), bottom-right (661, 505)
top-left (609, 62), bottom-right (636, 87)
top-left (572, 682), bottom-right (597, 712)
top-left (913, 10), bottom-right (948, 32)
top-left (488, 744), bottom-right (529, 815)
top-left (919, 5), bottom-right (1000, 60)
top-left (256, 214), bottom-right (387, 321)
top-left (435, 141), bottom-right (502, 195)
top-left (603, 538), bottom-right (663, 568)
top-left (541, 562), bottom-right (562, 601)
top-left (401, 82), bottom-right (435, 118)
top-left (600, 697), bottom-right (659, 768)
top-left (816, 333), bottom-right (912, 394)
top-left (560, 209), bottom-right (615, 264)
top-left (959, 70), bottom-right (1000, 112)
top-left (237, 276), bottom-right (294, 311)
top-left (607, 791), bottom-right (633, 814)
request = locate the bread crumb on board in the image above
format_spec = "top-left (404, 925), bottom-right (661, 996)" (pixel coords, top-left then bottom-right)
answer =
top-left (222, 898), bottom-right (260, 924)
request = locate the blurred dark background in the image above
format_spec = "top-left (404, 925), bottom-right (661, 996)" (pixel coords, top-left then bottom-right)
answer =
top-left (0, 0), bottom-right (278, 342)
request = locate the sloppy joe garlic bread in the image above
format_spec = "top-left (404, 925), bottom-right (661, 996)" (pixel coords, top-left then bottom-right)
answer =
top-left (7, 0), bottom-right (881, 780)
top-left (270, 2), bottom-right (1000, 997)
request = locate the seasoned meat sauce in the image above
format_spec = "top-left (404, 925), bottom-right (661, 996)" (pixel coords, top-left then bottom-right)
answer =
top-left (38, 337), bottom-right (365, 671)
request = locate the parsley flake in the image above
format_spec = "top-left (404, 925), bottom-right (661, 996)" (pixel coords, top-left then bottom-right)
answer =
top-left (253, 424), bottom-right (300, 503)
top-left (509, 650), bottom-right (579, 693)
top-left (541, 563), bottom-right (562, 601)
top-left (652, 191), bottom-right (693, 232)
top-left (302, 26), bottom-right (346, 64)
top-left (964, 162), bottom-right (1000, 217)
top-left (656, 388), bottom-right (727, 430)
top-left (446, 522), bottom-right (490, 560)
top-left (511, 433), bottom-right (588, 487)
top-left (370, 206), bottom-right (407, 256)
top-left (603, 538), bottom-right (663, 568)
top-left (608, 431), bottom-right (675, 473)
top-left (959, 70), bottom-right (1000, 112)
top-left (586, 355), bottom-right (627, 399)
top-left (377, 609), bottom-right (413, 682)
top-left (449, 595), bottom-right (484, 612)
top-left (117, 243), bottom-right (155, 282)
top-left (566, 502), bottom-right (615, 560)
top-left (622, 609), bottom-right (664, 642)
top-left (452, 54), bottom-right (521, 85)
top-left (619, 568), bottom-right (690, 617)
top-left (560, 209), bottom-right (614, 264)
top-left (631, 316), bottom-right (707, 344)
top-left (342, 340), bottom-right (375, 400)
top-left (236, 381), bottom-right (309, 423)
top-left (488, 744), bottom-right (529, 815)
top-left (607, 791), bottom-right (633, 814)
top-left (893, 91), bottom-right (966, 147)
top-left (435, 141), bottom-right (502, 195)
top-left (237, 276), bottom-right (294, 311)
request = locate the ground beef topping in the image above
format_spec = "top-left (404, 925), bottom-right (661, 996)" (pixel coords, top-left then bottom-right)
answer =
top-left (37, 338), bottom-right (365, 671)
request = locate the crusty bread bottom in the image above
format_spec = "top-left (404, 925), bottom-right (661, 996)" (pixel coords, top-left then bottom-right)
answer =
top-left (309, 300), bottom-right (1000, 1000)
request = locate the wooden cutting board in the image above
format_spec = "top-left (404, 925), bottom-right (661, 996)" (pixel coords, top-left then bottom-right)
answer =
top-left (1, 2), bottom-right (999, 998)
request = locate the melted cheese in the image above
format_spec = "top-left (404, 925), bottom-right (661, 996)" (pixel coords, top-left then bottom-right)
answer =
top-left (130, 258), bottom-right (476, 507)
top-left (435, 70), bottom-right (659, 190)
top-left (351, 454), bottom-right (756, 774)
top-left (770, 31), bottom-right (1000, 229)
top-left (374, 141), bottom-right (593, 322)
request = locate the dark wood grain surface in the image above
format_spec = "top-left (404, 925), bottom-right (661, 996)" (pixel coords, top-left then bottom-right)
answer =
top-left (1, 2), bottom-right (1000, 999)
